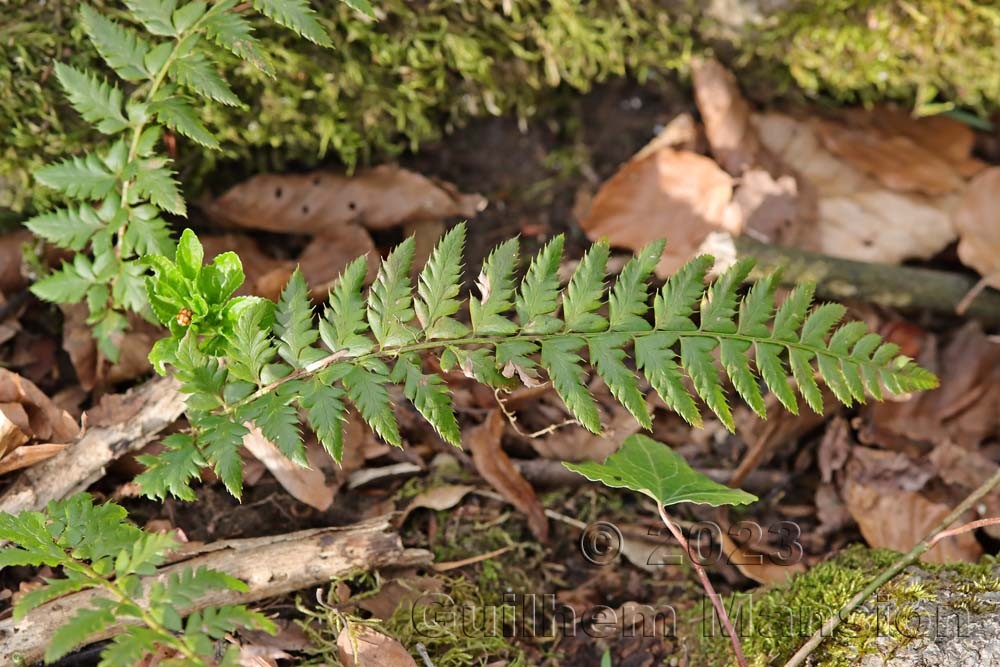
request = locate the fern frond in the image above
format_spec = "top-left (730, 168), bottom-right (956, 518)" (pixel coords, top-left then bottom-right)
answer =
top-left (80, 6), bottom-right (151, 81)
top-left (143, 228), bottom-right (939, 500)
top-left (54, 63), bottom-right (129, 134)
top-left (252, 0), bottom-right (332, 47)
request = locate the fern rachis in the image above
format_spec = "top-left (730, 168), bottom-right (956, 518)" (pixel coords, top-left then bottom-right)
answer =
top-left (139, 223), bottom-right (938, 500)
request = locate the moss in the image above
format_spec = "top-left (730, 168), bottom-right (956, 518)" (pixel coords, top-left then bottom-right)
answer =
top-left (4, 0), bottom-right (998, 213)
top-left (689, 545), bottom-right (1000, 666)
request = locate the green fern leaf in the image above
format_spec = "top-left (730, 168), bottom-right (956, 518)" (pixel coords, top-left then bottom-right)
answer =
top-left (169, 52), bottom-right (242, 106)
top-left (789, 347), bottom-right (824, 414)
top-left (700, 258), bottom-right (754, 334)
top-left (343, 360), bottom-right (401, 446)
top-left (252, 0), bottom-right (332, 46)
top-left (495, 339), bottom-right (540, 385)
top-left (150, 96), bottom-right (220, 149)
top-left (13, 574), bottom-right (90, 622)
top-left (203, 0), bottom-right (271, 74)
top-left (720, 338), bottom-right (766, 418)
top-left (241, 390), bottom-right (306, 466)
top-left (226, 298), bottom-right (275, 384)
top-left (275, 268), bottom-right (321, 368)
top-left (368, 236), bottom-right (418, 347)
top-left (680, 336), bottom-right (733, 431)
top-left (654, 255), bottom-right (713, 331)
top-left (80, 6), bottom-right (150, 81)
top-left (54, 64), bottom-right (129, 134)
top-left (339, 0), bottom-right (375, 17)
top-left (136, 433), bottom-right (206, 501)
top-left (36, 154), bottom-right (117, 199)
top-left (816, 353), bottom-right (854, 406)
top-left (772, 283), bottom-right (815, 342)
top-left (164, 566), bottom-right (247, 607)
top-left (133, 161), bottom-right (186, 215)
top-left (123, 0), bottom-right (178, 36)
top-left (540, 336), bottom-right (601, 433)
top-left (24, 206), bottom-right (104, 251)
top-left (415, 223), bottom-right (469, 339)
top-left (47, 602), bottom-right (118, 663)
top-left (100, 628), bottom-right (163, 667)
top-left (124, 208), bottom-right (174, 256)
top-left (755, 342), bottom-right (798, 414)
top-left (470, 237), bottom-right (519, 335)
top-left (198, 415), bottom-right (249, 498)
top-left (738, 272), bottom-right (777, 337)
top-left (608, 239), bottom-right (663, 332)
top-left (800, 303), bottom-right (846, 348)
top-left (562, 240), bottom-right (609, 333)
top-left (516, 235), bottom-right (564, 334)
top-left (31, 259), bottom-right (93, 303)
top-left (392, 354), bottom-right (461, 446)
top-left (634, 332), bottom-right (702, 427)
top-left (589, 333), bottom-right (651, 428)
top-left (302, 381), bottom-right (347, 462)
top-left (320, 256), bottom-right (373, 356)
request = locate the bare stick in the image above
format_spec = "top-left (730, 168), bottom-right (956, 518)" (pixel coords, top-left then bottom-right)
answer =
top-left (0, 375), bottom-right (185, 515)
top-left (927, 517), bottom-right (1000, 549)
top-left (0, 515), bottom-right (431, 664)
top-left (784, 465), bottom-right (1000, 667)
top-left (657, 504), bottom-right (747, 667)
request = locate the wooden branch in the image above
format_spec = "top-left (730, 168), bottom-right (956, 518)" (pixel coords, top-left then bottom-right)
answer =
top-left (0, 376), bottom-right (185, 515)
top-left (0, 515), bottom-right (432, 665)
top-left (734, 236), bottom-right (1000, 328)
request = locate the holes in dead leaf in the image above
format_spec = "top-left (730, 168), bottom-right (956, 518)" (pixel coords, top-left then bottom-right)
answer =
top-left (274, 187), bottom-right (282, 199)
top-left (348, 201), bottom-right (357, 211)
top-left (301, 204), bottom-right (310, 215)
top-left (312, 175), bottom-right (321, 186)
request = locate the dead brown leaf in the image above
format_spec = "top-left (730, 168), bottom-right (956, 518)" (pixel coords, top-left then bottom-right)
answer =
top-left (401, 484), bottom-right (474, 523)
top-left (200, 166), bottom-right (485, 235)
top-left (0, 231), bottom-right (31, 294)
top-left (336, 625), bottom-right (417, 667)
top-left (578, 146), bottom-right (737, 277)
top-left (466, 411), bottom-right (549, 542)
top-left (690, 57), bottom-right (762, 175)
top-left (754, 112), bottom-right (957, 263)
top-left (357, 572), bottom-right (444, 620)
top-left (0, 369), bottom-right (78, 449)
top-left (0, 444), bottom-right (67, 476)
top-left (242, 426), bottom-right (335, 511)
top-left (814, 119), bottom-right (965, 196)
top-left (953, 167), bottom-right (1000, 289)
top-left (61, 305), bottom-right (160, 390)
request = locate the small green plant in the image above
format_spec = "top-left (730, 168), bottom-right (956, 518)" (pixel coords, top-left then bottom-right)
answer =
top-left (0, 494), bottom-right (273, 665)
top-left (138, 223), bottom-right (936, 500)
top-left (24, 0), bottom-right (369, 360)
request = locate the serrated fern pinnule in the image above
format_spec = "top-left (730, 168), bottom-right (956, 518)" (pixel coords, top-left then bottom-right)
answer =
top-left (27, 0), bottom-right (363, 361)
top-left (141, 222), bottom-right (939, 501)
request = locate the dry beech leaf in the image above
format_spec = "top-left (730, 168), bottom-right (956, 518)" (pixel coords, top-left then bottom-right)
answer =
top-left (690, 57), bottom-right (762, 175)
top-left (336, 626), bottom-right (417, 667)
top-left (953, 167), bottom-right (1000, 289)
top-left (527, 404), bottom-right (640, 463)
top-left (295, 226), bottom-right (378, 297)
top-left (0, 368), bottom-right (78, 446)
top-left (0, 444), bottom-right (69, 476)
top-left (61, 305), bottom-right (159, 390)
top-left (754, 113), bottom-right (957, 263)
top-left (0, 230), bottom-right (31, 294)
top-left (400, 484), bottom-right (474, 523)
top-left (466, 410), bottom-right (549, 542)
top-left (717, 529), bottom-right (804, 585)
top-left (242, 426), bottom-right (335, 511)
top-left (357, 573), bottom-right (445, 620)
top-left (814, 119), bottom-right (965, 196)
top-left (578, 147), bottom-right (737, 277)
top-left (200, 166), bottom-right (485, 235)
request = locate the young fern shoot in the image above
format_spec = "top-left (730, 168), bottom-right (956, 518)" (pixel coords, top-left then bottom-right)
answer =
top-left (0, 495), bottom-right (272, 666)
top-left (25, 0), bottom-right (365, 359)
top-left (139, 224), bottom-right (937, 500)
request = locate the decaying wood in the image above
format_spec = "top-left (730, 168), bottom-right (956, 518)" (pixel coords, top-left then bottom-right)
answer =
top-left (0, 376), bottom-right (185, 515)
top-left (733, 235), bottom-right (1000, 328)
top-left (0, 515), bottom-right (432, 665)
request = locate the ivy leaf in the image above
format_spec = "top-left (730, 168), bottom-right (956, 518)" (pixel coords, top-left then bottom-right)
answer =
top-left (54, 64), bottom-right (128, 134)
top-left (252, 0), bottom-right (332, 47)
top-left (564, 434), bottom-right (758, 507)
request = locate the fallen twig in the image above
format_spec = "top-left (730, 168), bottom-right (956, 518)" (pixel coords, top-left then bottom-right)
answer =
top-left (0, 515), bottom-right (431, 665)
top-left (0, 375), bottom-right (185, 515)
top-left (784, 465), bottom-right (1000, 666)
